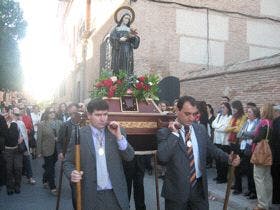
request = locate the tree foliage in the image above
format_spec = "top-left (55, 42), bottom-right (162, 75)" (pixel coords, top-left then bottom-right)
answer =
top-left (0, 0), bottom-right (27, 90)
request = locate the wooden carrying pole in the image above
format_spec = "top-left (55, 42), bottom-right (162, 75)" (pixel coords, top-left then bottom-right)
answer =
top-left (223, 155), bottom-right (236, 210)
top-left (75, 126), bottom-right (82, 210)
top-left (56, 126), bottom-right (68, 210)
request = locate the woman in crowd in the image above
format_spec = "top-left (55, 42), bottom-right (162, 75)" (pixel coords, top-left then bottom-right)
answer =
top-left (226, 100), bottom-right (247, 147)
top-left (212, 102), bottom-right (232, 183)
top-left (207, 104), bottom-right (215, 131)
top-left (225, 100), bottom-right (246, 192)
top-left (19, 107), bottom-right (36, 184)
top-left (252, 104), bottom-right (274, 210)
top-left (37, 107), bottom-right (62, 195)
top-left (236, 106), bottom-right (260, 199)
top-left (57, 103), bottom-right (68, 123)
top-left (30, 105), bottom-right (41, 159)
top-left (172, 99), bottom-right (179, 113)
top-left (4, 110), bottom-right (23, 195)
top-left (195, 101), bottom-right (209, 129)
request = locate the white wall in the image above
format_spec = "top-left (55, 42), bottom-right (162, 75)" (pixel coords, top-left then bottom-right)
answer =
top-left (247, 20), bottom-right (280, 59)
top-left (249, 46), bottom-right (280, 60)
top-left (260, 0), bottom-right (280, 17)
top-left (176, 9), bottom-right (228, 66)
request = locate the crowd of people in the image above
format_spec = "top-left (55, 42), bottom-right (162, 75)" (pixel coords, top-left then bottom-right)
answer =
top-left (156, 96), bottom-right (280, 210)
top-left (197, 97), bottom-right (280, 210)
top-left (0, 91), bottom-right (279, 210)
top-left (0, 90), bottom-right (86, 196)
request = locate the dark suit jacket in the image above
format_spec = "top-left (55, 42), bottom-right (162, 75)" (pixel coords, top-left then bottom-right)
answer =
top-left (57, 119), bottom-right (76, 155)
top-left (63, 125), bottom-right (135, 210)
top-left (157, 123), bottom-right (229, 203)
top-left (57, 112), bottom-right (69, 122)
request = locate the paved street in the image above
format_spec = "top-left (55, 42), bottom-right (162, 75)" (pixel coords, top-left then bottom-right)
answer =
top-left (0, 157), bottom-right (268, 210)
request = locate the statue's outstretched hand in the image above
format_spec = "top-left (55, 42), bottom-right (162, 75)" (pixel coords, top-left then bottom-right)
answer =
top-left (130, 28), bottom-right (138, 35)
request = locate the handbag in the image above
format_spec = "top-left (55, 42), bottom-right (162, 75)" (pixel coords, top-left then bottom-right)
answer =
top-left (18, 141), bottom-right (27, 153)
top-left (250, 121), bottom-right (272, 166)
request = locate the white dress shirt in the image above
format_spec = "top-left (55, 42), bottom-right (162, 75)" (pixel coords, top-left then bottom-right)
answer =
top-left (90, 126), bottom-right (128, 190)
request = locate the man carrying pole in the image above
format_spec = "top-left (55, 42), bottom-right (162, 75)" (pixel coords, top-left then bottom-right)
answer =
top-left (56, 103), bottom-right (79, 210)
top-left (63, 99), bottom-right (134, 210)
top-left (157, 96), bottom-right (241, 210)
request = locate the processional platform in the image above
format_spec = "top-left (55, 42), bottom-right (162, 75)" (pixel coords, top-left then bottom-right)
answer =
top-left (105, 97), bottom-right (175, 151)
top-left (105, 97), bottom-right (175, 210)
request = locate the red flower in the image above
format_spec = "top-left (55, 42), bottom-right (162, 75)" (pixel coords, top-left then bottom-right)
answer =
top-left (108, 90), bottom-right (114, 97)
top-left (102, 79), bottom-right (113, 87)
top-left (143, 84), bottom-right (150, 91)
top-left (138, 76), bottom-right (146, 83)
top-left (135, 82), bottom-right (144, 90)
top-left (107, 85), bottom-right (117, 97)
top-left (110, 85), bottom-right (117, 92)
top-left (116, 79), bottom-right (122, 85)
top-left (95, 82), bottom-right (103, 88)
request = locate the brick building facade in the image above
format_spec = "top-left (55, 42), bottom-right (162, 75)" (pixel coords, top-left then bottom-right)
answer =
top-left (57, 0), bottom-right (280, 108)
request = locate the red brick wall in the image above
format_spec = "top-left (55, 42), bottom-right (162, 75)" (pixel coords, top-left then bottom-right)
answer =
top-left (180, 56), bottom-right (280, 110)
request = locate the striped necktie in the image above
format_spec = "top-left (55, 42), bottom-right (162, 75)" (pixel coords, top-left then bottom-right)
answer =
top-left (185, 125), bottom-right (196, 188)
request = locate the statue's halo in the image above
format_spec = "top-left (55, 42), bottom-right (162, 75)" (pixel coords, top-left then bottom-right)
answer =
top-left (114, 6), bottom-right (135, 24)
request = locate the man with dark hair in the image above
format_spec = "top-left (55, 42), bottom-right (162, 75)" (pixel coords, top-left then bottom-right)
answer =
top-left (157, 95), bottom-right (240, 210)
top-left (86, 99), bottom-right (109, 113)
top-left (63, 98), bottom-right (134, 210)
top-left (221, 96), bottom-right (230, 103)
top-left (57, 103), bottom-right (80, 159)
top-left (247, 102), bottom-right (256, 108)
top-left (57, 102), bottom-right (79, 208)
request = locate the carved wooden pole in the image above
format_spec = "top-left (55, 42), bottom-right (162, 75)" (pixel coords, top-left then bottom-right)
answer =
top-left (75, 126), bottom-right (82, 210)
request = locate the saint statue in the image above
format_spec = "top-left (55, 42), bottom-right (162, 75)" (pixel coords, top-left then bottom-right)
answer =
top-left (110, 12), bottom-right (140, 76)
